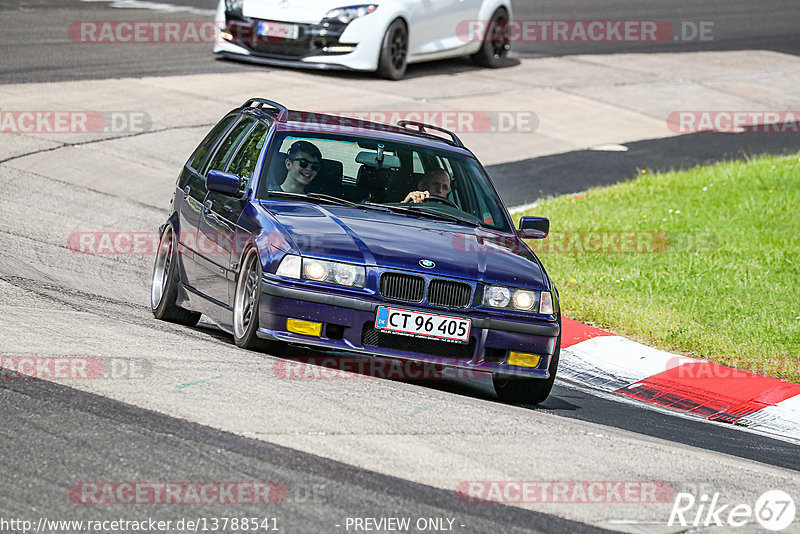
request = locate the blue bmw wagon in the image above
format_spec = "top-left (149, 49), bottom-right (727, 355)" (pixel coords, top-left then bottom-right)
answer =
top-left (151, 98), bottom-right (560, 403)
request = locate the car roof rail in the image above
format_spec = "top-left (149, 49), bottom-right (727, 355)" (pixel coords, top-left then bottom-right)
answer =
top-left (243, 98), bottom-right (289, 122)
top-left (396, 120), bottom-right (464, 148)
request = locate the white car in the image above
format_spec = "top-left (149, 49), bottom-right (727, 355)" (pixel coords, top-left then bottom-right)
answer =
top-left (214, 0), bottom-right (512, 79)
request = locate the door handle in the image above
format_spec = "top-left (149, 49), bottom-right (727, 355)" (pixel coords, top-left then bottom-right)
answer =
top-left (183, 185), bottom-right (190, 199)
top-left (203, 200), bottom-right (213, 214)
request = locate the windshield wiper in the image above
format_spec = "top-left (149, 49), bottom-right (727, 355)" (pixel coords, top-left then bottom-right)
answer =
top-left (374, 203), bottom-right (479, 227)
top-left (265, 191), bottom-right (392, 213)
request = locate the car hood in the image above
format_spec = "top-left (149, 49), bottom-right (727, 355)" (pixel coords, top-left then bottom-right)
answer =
top-left (243, 0), bottom-right (357, 23)
top-left (260, 201), bottom-right (547, 289)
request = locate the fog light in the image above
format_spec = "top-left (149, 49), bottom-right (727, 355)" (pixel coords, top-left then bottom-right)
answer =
top-left (507, 352), bottom-right (541, 368)
top-left (286, 318), bottom-right (322, 337)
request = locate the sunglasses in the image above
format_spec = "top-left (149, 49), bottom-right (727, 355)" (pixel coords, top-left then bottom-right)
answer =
top-left (291, 158), bottom-right (322, 172)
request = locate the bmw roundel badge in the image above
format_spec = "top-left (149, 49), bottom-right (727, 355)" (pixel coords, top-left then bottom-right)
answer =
top-left (419, 259), bottom-right (435, 269)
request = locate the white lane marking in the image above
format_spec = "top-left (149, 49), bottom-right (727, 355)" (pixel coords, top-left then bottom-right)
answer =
top-left (80, 0), bottom-right (215, 16)
top-left (589, 143), bottom-right (629, 152)
top-left (508, 201), bottom-right (538, 214)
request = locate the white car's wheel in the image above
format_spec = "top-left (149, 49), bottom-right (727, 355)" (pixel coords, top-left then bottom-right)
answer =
top-left (471, 8), bottom-right (511, 68)
top-left (377, 19), bottom-right (408, 80)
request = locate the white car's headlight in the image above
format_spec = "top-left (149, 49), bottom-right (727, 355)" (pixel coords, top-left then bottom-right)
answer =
top-left (324, 4), bottom-right (378, 24)
top-left (276, 255), bottom-right (366, 288)
top-left (484, 285), bottom-right (552, 313)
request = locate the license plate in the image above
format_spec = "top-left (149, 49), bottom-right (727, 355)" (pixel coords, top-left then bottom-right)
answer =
top-left (375, 307), bottom-right (471, 344)
top-left (257, 21), bottom-right (299, 39)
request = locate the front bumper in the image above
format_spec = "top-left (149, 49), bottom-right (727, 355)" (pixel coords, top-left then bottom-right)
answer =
top-left (257, 280), bottom-right (560, 379)
top-left (214, 12), bottom-right (375, 71)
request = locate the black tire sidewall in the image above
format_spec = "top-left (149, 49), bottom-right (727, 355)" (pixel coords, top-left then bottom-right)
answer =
top-left (378, 19), bottom-right (408, 80)
top-left (472, 8), bottom-right (510, 68)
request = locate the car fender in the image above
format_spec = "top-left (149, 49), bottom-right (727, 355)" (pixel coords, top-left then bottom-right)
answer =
top-left (339, 7), bottom-right (409, 70)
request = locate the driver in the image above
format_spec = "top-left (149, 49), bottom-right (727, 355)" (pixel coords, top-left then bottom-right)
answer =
top-left (401, 168), bottom-right (451, 203)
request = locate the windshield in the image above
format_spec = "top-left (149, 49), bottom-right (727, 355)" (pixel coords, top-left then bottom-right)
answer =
top-left (256, 132), bottom-right (512, 232)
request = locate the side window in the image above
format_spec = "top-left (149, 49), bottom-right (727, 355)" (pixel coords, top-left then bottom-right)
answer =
top-left (412, 152), bottom-right (424, 174)
top-left (188, 115), bottom-right (236, 171)
top-left (228, 122), bottom-right (269, 183)
top-left (205, 118), bottom-right (255, 175)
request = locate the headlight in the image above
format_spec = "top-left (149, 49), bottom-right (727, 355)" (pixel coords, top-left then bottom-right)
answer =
top-left (513, 290), bottom-right (536, 311)
top-left (483, 286), bottom-right (545, 312)
top-left (304, 258), bottom-right (366, 287)
top-left (484, 285), bottom-right (510, 308)
top-left (225, 0), bottom-right (243, 13)
top-left (324, 4), bottom-right (378, 24)
top-left (276, 255), bottom-right (366, 288)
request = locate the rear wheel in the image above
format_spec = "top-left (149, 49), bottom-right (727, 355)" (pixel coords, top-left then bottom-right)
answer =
top-left (377, 19), bottom-right (408, 80)
top-left (471, 8), bottom-right (511, 68)
top-left (494, 335), bottom-right (560, 404)
top-left (151, 222), bottom-right (201, 326)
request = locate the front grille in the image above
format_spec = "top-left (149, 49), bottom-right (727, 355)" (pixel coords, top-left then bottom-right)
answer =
top-left (428, 279), bottom-right (472, 309)
top-left (380, 272), bottom-right (424, 303)
top-left (362, 322), bottom-right (476, 360)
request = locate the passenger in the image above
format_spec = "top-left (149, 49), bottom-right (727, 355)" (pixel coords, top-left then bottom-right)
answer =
top-left (277, 140), bottom-right (323, 193)
top-left (401, 168), bottom-right (451, 203)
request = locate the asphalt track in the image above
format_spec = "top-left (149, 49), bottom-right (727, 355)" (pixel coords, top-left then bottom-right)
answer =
top-left (2, 1), bottom-right (800, 533)
top-left (3, 0), bottom-right (800, 84)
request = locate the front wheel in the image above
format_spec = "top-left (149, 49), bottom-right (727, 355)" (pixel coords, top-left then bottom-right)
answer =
top-left (471, 8), bottom-right (511, 68)
top-left (494, 336), bottom-right (560, 404)
top-left (377, 19), bottom-right (408, 80)
top-left (233, 247), bottom-right (269, 350)
top-left (151, 222), bottom-right (201, 326)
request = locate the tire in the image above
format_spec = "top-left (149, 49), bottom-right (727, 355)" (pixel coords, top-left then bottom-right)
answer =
top-left (233, 247), bottom-right (269, 350)
top-left (494, 335), bottom-right (560, 404)
top-left (377, 19), bottom-right (408, 80)
top-left (151, 222), bottom-right (201, 326)
top-left (471, 8), bottom-right (511, 68)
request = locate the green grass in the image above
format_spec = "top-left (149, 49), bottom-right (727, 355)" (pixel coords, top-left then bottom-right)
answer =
top-left (516, 152), bottom-right (800, 382)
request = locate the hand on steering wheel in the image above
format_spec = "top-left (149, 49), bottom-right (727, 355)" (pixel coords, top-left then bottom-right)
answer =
top-left (422, 194), bottom-right (458, 208)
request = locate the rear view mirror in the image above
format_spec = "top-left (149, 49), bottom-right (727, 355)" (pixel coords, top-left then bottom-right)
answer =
top-left (356, 151), bottom-right (401, 169)
top-left (519, 216), bottom-right (549, 239)
top-left (207, 170), bottom-right (241, 196)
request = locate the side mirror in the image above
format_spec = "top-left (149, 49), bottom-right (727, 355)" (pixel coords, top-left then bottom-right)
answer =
top-left (518, 216), bottom-right (549, 239)
top-left (207, 170), bottom-right (241, 196)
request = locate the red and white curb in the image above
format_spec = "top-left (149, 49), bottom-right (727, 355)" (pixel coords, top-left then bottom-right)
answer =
top-left (559, 318), bottom-right (800, 441)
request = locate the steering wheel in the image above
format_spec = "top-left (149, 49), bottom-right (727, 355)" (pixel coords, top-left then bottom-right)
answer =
top-left (422, 195), bottom-right (458, 209)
